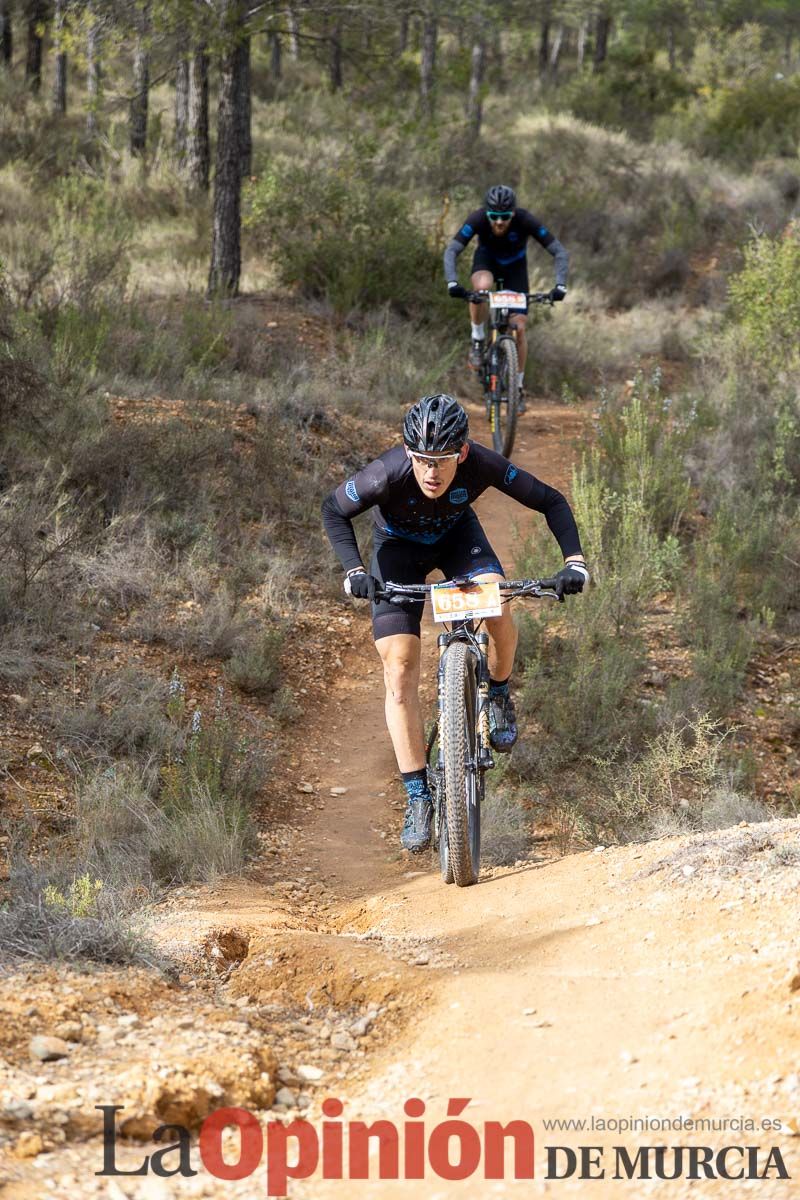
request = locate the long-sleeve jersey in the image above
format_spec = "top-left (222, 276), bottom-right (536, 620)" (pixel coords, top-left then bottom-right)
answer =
top-left (321, 441), bottom-right (582, 573)
top-left (443, 207), bottom-right (568, 288)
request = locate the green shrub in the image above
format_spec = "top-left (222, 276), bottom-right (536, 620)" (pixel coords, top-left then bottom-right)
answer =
top-left (672, 74), bottom-right (800, 165)
top-left (226, 626), bottom-right (284, 697)
top-left (593, 371), bottom-right (696, 539)
top-left (728, 224), bottom-right (800, 373)
top-left (3, 175), bottom-right (134, 318)
top-left (65, 676), bottom-right (265, 892)
top-left (46, 668), bottom-right (175, 765)
top-left (591, 715), bottom-right (742, 842)
top-left (244, 157), bottom-right (442, 317)
top-left (481, 788), bottom-right (532, 867)
top-left (558, 45), bottom-right (692, 138)
top-left (0, 858), bottom-right (165, 967)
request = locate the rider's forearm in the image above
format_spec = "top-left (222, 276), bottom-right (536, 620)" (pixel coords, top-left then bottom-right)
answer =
top-left (443, 238), bottom-right (465, 283)
top-left (545, 237), bottom-right (569, 289)
top-left (543, 496), bottom-right (583, 560)
top-left (321, 493), bottom-right (364, 574)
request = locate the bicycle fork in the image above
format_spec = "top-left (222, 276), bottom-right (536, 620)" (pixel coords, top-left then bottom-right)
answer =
top-left (474, 631), bottom-right (494, 770)
top-left (435, 631), bottom-right (493, 771)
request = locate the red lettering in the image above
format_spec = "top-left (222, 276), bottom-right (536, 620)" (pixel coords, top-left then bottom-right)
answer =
top-left (485, 1121), bottom-right (535, 1179)
top-left (199, 1108), bottom-right (262, 1181)
top-left (349, 1121), bottom-right (400, 1179)
top-left (321, 1098), bottom-right (343, 1179)
top-left (266, 1119), bottom-right (319, 1197)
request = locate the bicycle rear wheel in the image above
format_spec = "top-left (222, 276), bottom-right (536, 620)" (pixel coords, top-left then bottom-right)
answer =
top-left (491, 336), bottom-right (519, 458)
top-left (440, 640), bottom-right (481, 887)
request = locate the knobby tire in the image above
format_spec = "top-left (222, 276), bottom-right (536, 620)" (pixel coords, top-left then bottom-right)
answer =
top-left (427, 723), bottom-right (453, 883)
top-left (492, 336), bottom-right (519, 458)
top-left (440, 640), bottom-right (481, 887)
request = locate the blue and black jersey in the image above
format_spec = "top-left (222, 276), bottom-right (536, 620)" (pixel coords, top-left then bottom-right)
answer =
top-left (455, 207), bottom-right (555, 265)
top-left (443, 207), bottom-right (568, 290)
top-left (321, 440), bottom-right (582, 574)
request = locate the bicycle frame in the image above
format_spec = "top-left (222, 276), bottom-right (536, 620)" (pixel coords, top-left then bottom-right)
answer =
top-left (461, 289), bottom-right (553, 457)
top-left (380, 577), bottom-right (560, 883)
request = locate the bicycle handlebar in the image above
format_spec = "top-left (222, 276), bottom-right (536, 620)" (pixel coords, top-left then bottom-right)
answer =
top-left (376, 577), bottom-right (561, 604)
top-left (461, 290), bottom-right (554, 306)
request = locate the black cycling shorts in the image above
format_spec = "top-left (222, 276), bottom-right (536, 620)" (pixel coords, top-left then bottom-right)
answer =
top-left (370, 510), bottom-right (504, 640)
top-left (471, 245), bottom-right (530, 295)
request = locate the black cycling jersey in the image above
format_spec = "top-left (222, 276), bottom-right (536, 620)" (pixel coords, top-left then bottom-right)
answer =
top-left (443, 206), bottom-right (568, 289)
top-left (457, 207), bottom-right (554, 263)
top-left (321, 440), bottom-right (582, 573)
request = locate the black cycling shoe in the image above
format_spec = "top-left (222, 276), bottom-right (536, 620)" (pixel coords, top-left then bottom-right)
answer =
top-left (488, 691), bottom-right (518, 753)
top-left (400, 796), bottom-right (433, 852)
top-left (468, 338), bottom-right (485, 371)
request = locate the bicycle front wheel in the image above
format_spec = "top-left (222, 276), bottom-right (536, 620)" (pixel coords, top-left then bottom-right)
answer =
top-left (492, 336), bottom-right (520, 457)
top-left (440, 640), bottom-right (481, 887)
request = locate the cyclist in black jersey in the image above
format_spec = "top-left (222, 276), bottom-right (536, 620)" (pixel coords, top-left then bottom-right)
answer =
top-left (321, 394), bottom-right (588, 854)
top-left (444, 183), bottom-right (569, 387)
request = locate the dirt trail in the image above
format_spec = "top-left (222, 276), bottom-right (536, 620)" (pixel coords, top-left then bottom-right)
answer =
top-left (284, 399), bottom-right (800, 1198)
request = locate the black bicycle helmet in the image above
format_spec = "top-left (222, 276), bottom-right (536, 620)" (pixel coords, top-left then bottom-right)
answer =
top-left (403, 394), bottom-right (469, 453)
top-left (484, 183), bottom-right (516, 212)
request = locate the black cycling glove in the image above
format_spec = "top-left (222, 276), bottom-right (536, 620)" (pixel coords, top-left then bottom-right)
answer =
top-left (554, 562), bottom-right (589, 600)
top-left (548, 285), bottom-right (567, 303)
top-left (448, 282), bottom-right (470, 300)
top-left (345, 570), bottom-right (379, 602)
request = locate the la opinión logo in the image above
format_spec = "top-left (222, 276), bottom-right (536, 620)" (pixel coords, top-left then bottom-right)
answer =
top-left (97, 1098), bottom-right (536, 1195)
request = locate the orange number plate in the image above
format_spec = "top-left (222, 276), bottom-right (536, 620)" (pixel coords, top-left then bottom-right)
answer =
top-left (431, 581), bottom-right (502, 623)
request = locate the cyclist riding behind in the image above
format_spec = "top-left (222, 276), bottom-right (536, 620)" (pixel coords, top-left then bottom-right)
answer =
top-left (321, 394), bottom-right (588, 855)
top-left (444, 184), bottom-right (569, 396)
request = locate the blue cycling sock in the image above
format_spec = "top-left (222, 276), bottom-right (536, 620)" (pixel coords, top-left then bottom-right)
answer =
top-left (401, 769), bottom-right (431, 802)
top-left (489, 677), bottom-right (510, 697)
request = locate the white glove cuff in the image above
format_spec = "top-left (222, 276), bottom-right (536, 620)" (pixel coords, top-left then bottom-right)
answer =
top-left (567, 562), bottom-right (590, 583)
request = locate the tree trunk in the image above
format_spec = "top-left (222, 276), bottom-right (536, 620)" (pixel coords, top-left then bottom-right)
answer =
top-left (25, 0), bottom-right (45, 91)
top-left (186, 44), bottom-right (209, 192)
top-left (549, 23), bottom-right (564, 76)
top-left (129, 2), bottom-right (151, 157)
top-left (208, 1), bottom-right (246, 298)
top-left (175, 53), bottom-right (189, 163)
top-left (286, 7), bottom-right (299, 59)
top-left (86, 7), bottom-right (102, 137)
top-left (235, 31), bottom-right (251, 176)
top-left (0, 1), bottom-right (12, 67)
top-left (328, 18), bottom-right (342, 91)
top-left (269, 29), bottom-right (281, 79)
top-left (466, 35), bottom-right (486, 137)
top-left (398, 9), bottom-right (409, 53)
top-left (420, 3), bottom-right (438, 116)
top-left (52, 0), bottom-right (67, 113)
top-left (577, 21), bottom-right (587, 68)
top-left (491, 27), bottom-right (503, 82)
top-left (539, 18), bottom-right (550, 74)
top-left (594, 11), bottom-right (611, 71)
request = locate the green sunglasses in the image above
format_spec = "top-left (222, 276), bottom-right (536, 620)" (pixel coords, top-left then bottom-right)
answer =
top-left (487, 210), bottom-right (514, 220)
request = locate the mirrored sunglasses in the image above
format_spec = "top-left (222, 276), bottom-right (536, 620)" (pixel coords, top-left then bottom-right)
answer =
top-left (409, 451), bottom-right (460, 468)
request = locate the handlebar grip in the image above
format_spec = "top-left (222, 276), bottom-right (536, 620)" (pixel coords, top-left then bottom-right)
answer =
top-left (539, 576), bottom-right (559, 590)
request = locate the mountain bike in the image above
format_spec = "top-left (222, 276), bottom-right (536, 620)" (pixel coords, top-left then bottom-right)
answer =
top-left (378, 576), bottom-right (560, 887)
top-left (461, 289), bottom-right (553, 458)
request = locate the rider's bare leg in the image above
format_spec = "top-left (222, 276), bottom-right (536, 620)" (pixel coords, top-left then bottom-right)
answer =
top-left (469, 269), bottom-right (494, 332)
top-left (375, 632), bottom-right (426, 772)
top-left (472, 571), bottom-right (518, 680)
top-left (510, 313), bottom-right (528, 375)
